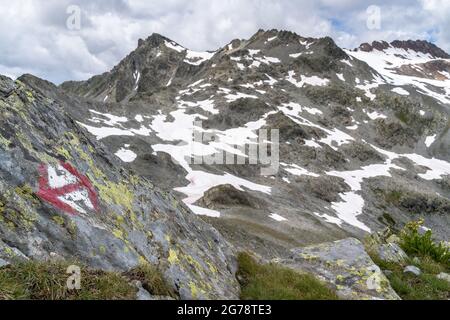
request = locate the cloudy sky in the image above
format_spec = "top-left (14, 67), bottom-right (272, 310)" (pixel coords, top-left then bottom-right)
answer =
top-left (1, 0), bottom-right (449, 84)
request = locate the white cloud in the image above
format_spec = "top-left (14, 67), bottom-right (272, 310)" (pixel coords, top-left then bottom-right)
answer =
top-left (0, 0), bottom-right (448, 84)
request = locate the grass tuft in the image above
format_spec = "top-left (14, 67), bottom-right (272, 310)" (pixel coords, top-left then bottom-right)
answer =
top-left (237, 252), bottom-right (338, 300)
top-left (368, 220), bottom-right (450, 300)
top-left (0, 260), bottom-right (174, 300)
top-left (125, 263), bottom-right (176, 298)
top-left (370, 253), bottom-right (449, 300)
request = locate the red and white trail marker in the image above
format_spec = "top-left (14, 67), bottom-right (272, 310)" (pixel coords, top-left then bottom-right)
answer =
top-left (37, 162), bottom-right (99, 215)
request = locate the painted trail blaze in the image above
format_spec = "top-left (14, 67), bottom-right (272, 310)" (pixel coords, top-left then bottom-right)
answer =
top-left (37, 162), bottom-right (99, 215)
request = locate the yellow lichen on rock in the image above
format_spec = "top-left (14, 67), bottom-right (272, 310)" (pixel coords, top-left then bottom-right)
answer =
top-left (189, 281), bottom-right (199, 299)
top-left (112, 228), bottom-right (125, 240)
top-left (168, 249), bottom-right (179, 265)
top-left (206, 261), bottom-right (218, 274)
top-left (97, 181), bottom-right (134, 211)
top-left (185, 254), bottom-right (203, 272)
top-left (0, 133), bottom-right (10, 148)
top-left (26, 91), bottom-right (35, 102)
top-left (52, 216), bottom-right (65, 226)
top-left (55, 146), bottom-right (72, 160)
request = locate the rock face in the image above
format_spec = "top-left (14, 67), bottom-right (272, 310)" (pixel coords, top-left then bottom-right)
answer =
top-left (358, 40), bottom-right (450, 59)
top-left (0, 76), bottom-right (239, 299)
top-left (197, 184), bottom-right (265, 210)
top-left (282, 238), bottom-right (400, 300)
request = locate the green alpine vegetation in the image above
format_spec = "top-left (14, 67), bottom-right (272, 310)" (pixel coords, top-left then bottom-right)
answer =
top-left (369, 220), bottom-right (450, 300)
top-left (0, 260), bottom-right (173, 300)
top-left (236, 252), bottom-right (339, 300)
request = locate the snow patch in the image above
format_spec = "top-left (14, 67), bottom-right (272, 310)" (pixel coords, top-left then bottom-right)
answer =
top-left (188, 204), bottom-right (221, 218)
top-left (286, 71), bottom-right (329, 88)
top-left (164, 40), bottom-right (185, 53)
top-left (184, 50), bottom-right (215, 66)
top-left (115, 147), bottom-right (137, 163)
top-left (392, 87), bottom-right (410, 96)
top-left (269, 213), bottom-right (288, 222)
top-left (425, 135), bottom-right (437, 147)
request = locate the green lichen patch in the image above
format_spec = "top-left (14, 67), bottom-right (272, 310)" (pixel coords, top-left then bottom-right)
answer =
top-left (97, 181), bottom-right (134, 211)
top-left (0, 133), bottom-right (10, 149)
top-left (0, 188), bottom-right (38, 231)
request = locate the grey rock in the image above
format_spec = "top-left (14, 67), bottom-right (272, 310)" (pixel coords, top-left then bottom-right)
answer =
top-left (131, 281), bottom-right (175, 300)
top-left (437, 272), bottom-right (450, 283)
top-left (132, 280), bottom-right (153, 301)
top-left (0, 257), bottom-right (9, 268)
top-left (404, 266), bottom-right (422, 276)
top-left (0, 75), bottom-right (15, 96)
top-left (0, 77), bottom-right (240, 300)
top-left (386, 235), bottom-right (401, 244)
top-left (378, 243), bottom-right (408, 264)
top-left (282, 238), bottom-right (400, 300)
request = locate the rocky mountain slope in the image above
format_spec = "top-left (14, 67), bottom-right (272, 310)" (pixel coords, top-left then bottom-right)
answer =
top-left (1, 29), bottom-right (449, 299)
top-left (60, 30), bottom-right (450, 254)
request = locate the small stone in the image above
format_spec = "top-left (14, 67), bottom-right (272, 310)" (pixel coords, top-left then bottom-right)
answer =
top-left (404, 265), bottom-right (421, 276)
top-left (132, 280), bottom-right (153, 301)
top-left (437, 272), bottom-right (450, 283)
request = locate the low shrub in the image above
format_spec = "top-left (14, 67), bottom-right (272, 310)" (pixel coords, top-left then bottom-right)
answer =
top-left (400, 219), bottom-right (450, 266)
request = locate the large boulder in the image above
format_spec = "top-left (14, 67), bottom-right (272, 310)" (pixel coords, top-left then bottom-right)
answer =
top-left (377, 243), bottom-right (408, 264)
top-left (365, 229), bottom-right (408, 263)
top-left (0, 76), bottom-right (240, 299)
top-left (281, 238), bottom-right (400, 300)
top-left (196, 184), bottom-right (265, 210)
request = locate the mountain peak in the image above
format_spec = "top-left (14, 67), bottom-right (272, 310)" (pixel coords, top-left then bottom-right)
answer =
top-left (137, 33), bottom-right (173, 48)
top-left (358, 39), bottom-right (449, 59)
top-left (249, 28), bottom-right (302, 43)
